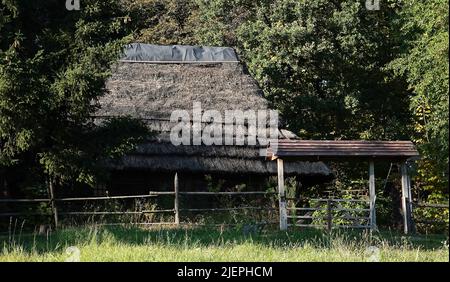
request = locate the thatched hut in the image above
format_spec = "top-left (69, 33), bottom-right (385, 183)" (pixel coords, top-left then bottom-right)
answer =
top-left (95, 44), bottom-right (331, 195)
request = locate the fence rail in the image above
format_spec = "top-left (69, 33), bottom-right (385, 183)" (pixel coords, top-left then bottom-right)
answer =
top-left (179, 191), bottom-right (277, 196)
top-left (8, 191), bottom-right (444, 232)
top-left (0, 186), bottom-right (278, 228)
top-left (0, 198), bottom-right (51, 203)
top-left (287, 198), bottom-right (372, 232)
top-left (287, 198), bottom-right (370, 203)
top-left (58, 210), bottom-right (175, 216)
top-left (55, 194), bottom-right (159, 201)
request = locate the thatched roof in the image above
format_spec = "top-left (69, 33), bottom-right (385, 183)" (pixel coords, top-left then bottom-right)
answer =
top-left (97, 44), bottom-right (332, 178)
top-left (106, 155), bottom-right (330, 176)
top-left (97, 61), bottom-right (268, 119)
top-left (104, 139), bottom-right (330, 176)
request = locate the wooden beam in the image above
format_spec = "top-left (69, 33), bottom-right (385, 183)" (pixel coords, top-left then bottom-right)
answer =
top-left (401, 163), bottom-right (413, 234)
top-left (48, 179), bottom-right (59, 229)
top-left (369, 161), bottom-right (377, 230)
top-left (407, 172), bottom-right (416, 233)
top-left (178, 191), bottom-right (276, 195)
top-left (174, 173), bottom-right (180, 225)
top-left (326, 199), bottom-right (332, 233)
top-left (277, 158), bottom-right (288, 231)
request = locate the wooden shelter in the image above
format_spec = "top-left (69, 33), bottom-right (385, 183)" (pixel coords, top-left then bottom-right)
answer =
top-left (266, 140), bottom-right (420, 234)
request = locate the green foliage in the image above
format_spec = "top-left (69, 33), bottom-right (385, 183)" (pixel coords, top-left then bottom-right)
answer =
top-left (126, 0), bottom-right (199, 44)
top-left (388, 0), bottom-right (449, 199)
top-left (236, 0), bottom-right (412, 140)
top-left (39, 117), bottom-right (150, 186)
top-left (0, 0), bottom-right (150, 188)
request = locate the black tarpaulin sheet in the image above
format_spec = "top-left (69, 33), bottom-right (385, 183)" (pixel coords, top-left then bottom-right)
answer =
top-left (121, 43), bottom-right (239, 62)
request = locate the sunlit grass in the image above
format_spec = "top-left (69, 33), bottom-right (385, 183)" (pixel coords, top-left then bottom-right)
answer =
top-left (0, 225), bottom-right (448, 262)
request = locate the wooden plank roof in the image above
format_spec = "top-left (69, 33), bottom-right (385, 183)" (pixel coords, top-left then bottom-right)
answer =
top-left (267, 140), bottom-right (420, 161)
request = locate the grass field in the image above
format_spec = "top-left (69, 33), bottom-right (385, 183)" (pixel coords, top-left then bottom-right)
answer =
top-left (0, 225), bottom-right (448, 262)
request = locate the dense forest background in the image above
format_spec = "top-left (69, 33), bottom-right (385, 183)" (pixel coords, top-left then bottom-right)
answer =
top-left (0, 0), bottom-right (448, 227)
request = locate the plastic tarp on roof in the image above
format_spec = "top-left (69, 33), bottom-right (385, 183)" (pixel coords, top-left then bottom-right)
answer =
top-left (121, 43), bottom-right (239, 62)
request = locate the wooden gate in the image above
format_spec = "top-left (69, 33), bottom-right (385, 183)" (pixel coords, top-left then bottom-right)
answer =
top-left (287, 198), bottom-right (372, 231)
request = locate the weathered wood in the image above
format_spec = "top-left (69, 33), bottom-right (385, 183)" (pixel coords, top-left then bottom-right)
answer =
top-left (181, 207), bottom-right (276, 212)
top-left (174, 173), bottom-right (180, 225)
top-left (301, 198), bottom-right (370, 203)
top-left (332, 208), bottom-right (371, 212)
top-left (341, 216), bottom-right (371, 221)
top-left (168, 204), bottom-right (371, 213)
top-left (407, 172), bottom-right (416, 233)
top-left (267, 140), bottom-right (420, 232)
top-left (277, 158), bottom-right (288, 230)
top-left (55, 194), bottom-right (158, 202)
top-left (0, 198), bottom-right (51, 203)
top-left (48, 180), bottom-right (59, 229)
top-left (97, 222), bottom-right (280, 228)
top-left (267, 140), bottom-right (420, 161)
top-left (0, 212), bottom-right (48, 217)
top-left (287, 215), bottom-right (327, 220)
top-left (369, 161), bottom-right (377, 230)
top-left (58, 210), bottom-right (174, 215)
top-left (327, 199), bottom-right (333, 232)
top-left (0, 194), bottom-right (164, 203)
top-left (178, 191), bottom-right (276, 195)
top-left (401, 163), bottom-right (413, 234)
top-left (287, 207), bottom-right (327, 211)
top-left (147, 191), bottom-right (176, 195)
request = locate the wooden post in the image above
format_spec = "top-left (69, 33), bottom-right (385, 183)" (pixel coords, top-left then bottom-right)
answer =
top-left (174, 173), bottom-right (180, 225)
top-left (277, 158), bottom-right (287, 231)
top-left (407, 172), bottom-right (416, 233)
top-left (48, 179), bottom-right (59, 229)
top-left (326, 199), bottom-right (332, 233)
top-left (401, 163), bottom-right (412, 234)
top-left (369, 161), bottom-right (377, 230)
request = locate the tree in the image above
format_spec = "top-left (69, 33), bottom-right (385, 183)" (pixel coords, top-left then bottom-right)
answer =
top-left (389, 0), bottom-right (449, 199)
top-left (126, 0), bottom-right (199, 45)
top-left (233, 0), bottom-right (411, 141)
top-left (0, 0), bottom-right (149, 193)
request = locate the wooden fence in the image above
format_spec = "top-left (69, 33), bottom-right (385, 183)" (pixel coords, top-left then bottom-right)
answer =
top-left (287, 199), bottom-right (449, 232)
top-left (2, 185), bottom-right (447, 232)
top-left (0, 186), bottom-right (278, 228)
top-left (286, 198), bottom-right (372, 232)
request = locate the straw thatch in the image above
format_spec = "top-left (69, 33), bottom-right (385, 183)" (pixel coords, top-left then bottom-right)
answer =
top-left (96, 47), bottom-right (331, 178)
top-left (97, 62), bottom-right (268, 119)
top-left (106, 155), bottom-right (329, 176)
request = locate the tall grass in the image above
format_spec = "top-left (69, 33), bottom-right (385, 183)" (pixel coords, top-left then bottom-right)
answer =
top-left (0, 225), bottom-right (448, 262)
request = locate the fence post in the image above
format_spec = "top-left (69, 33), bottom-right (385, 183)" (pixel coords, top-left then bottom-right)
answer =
top-left (407, 172), bottom-right (416, 233)
top-left (369, 161), bottom-right (377, 231)
top-left (401, 163), bottom-right (413, 234)
top-left (327, 199), bottom-right (332, 233)
top-left (174, 173), bottom-right (180, 225)
top-left (48, 179), bottom-right (59, 229)
top-left (277, 158), bottom-right (288, 231)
